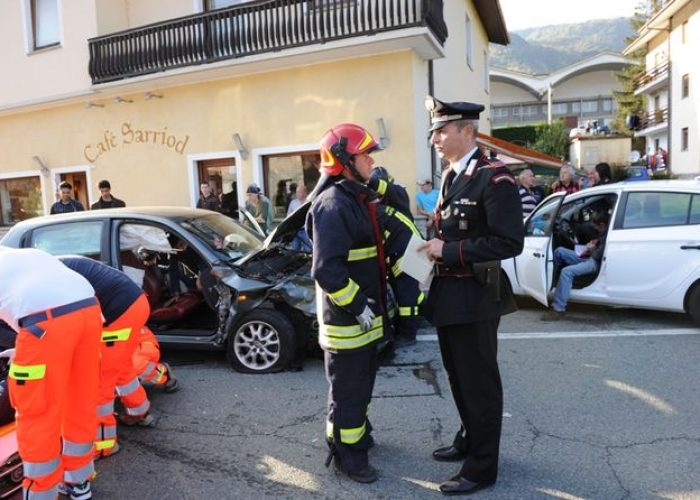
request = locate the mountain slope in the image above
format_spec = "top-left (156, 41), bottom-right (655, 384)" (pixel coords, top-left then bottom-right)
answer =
top-left (491, 18), bottom-right (635, 74)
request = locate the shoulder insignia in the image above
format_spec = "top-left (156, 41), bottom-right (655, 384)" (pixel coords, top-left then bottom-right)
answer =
top-left (490, 173), bottom-right (516, 185)
top-left (483, 157), bottom-right (507, 169)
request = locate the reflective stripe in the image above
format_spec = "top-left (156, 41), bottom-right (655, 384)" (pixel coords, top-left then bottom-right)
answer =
top-left (115, 377), bottom-right (140, 396)
top-left (9, 363), bottom-right (46, 381)
top-left (101, 327), bottom-right (131, 342)
top-left (340, 423), bottom-right (366, 444)
top-left (417, 292), bottom-right (425, 304)
top-left (348, 246), bottom-right (378, 262)
top-left (95, 439), bottom-right (115, 451)
top-left (124, 399), bottom-right (150, 416)
top-left (97, 400), bottom-right (114, 417)
top-left (319, 319), bottom-right (384, 351)
top-left (138, 362), bottom-right (156, 379)
top-left (63, 439), bottom-right (93, 457)
top-left (96, 424), bottom-right (117, 440)
top-left (328, 279), bottom-right (360, 307)
top-left (391, 258), bottom-right (402, 277)
top-left (383, 230), bottom-right (391, 241)
top-left (392, 210), bottom-right (420, 236)
top-left (23, 485), bottom-right (59, 500)
top-left (326, 420), bottom-right (333, 439)
top-left (399, 306), bottom-right (421, 316)
top-left (153, 365), bottom-right (167, 384)
top-left (64, 461), bottom-right (95, 483)
top-left (376, 178), bottom-right (388, 196)
top-left (23, 457), bottom-right (59, 478)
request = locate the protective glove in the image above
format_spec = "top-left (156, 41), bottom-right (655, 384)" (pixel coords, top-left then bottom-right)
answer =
top-left (367, 166), bottom-right (392, 194)
top-left (355, 305), bottom-right (376, 332)
top-left (0, 349), bottom-right (15, 362)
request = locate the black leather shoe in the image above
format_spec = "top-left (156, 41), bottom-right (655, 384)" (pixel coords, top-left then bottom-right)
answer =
top-left (333, 460), bottom-right (378, 484)
top-left (432, 445), bottom-right (467, 462)
top-left (439, 475), bottom-right (495, 496)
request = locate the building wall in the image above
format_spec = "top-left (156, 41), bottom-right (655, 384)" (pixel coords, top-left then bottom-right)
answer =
top-left (569, 137), bottom-right (632, 171)
top-left (554, 70), bottom-right (622, 100)
top-left (0, 0), bottom-right (97, 107)
top-left (669, 0), bottom-right (699, 174)
top-left (432, 0), bottom-right (492, 133)
top-left (0, 52), bottom-right (421, 214)
top-left (490, 81), bottom-right (535, 105)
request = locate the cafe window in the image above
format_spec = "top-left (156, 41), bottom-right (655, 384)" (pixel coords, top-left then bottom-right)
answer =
top-left (0, 175), bottom-right (44, 226)
top-left (28, 0), bottom-right (60, 50)
top-left (262, 151), bottom-right (321, 219)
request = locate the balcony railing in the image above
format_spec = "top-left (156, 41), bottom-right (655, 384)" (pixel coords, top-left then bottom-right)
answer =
top-left (634, 107), bottom-right (668, 130)
top-left (634, 61), bottom-right (669, 89)
top-left (88, 0), bottom-right (447, 84)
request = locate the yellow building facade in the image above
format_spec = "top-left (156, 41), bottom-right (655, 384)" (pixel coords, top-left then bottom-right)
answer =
top-left (0, 0), bottom-right (507, 226)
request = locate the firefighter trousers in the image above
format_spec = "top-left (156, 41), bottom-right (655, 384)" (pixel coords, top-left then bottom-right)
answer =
top-left (324, 347), bottom-right (377, 472)
top-left (96, 293), bottom-right (150, 457)
top-left (9, 298), bottom-right (101, 498)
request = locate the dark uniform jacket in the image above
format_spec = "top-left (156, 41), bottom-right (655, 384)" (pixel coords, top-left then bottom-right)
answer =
top-left (91, 197), bottom-right (126, 210)
top-left (307, 179), bottom-right (414, 353)
top-left (424, 149), bottom-right (524, 327)
top-left (50, 199), bottom-right (84, 214)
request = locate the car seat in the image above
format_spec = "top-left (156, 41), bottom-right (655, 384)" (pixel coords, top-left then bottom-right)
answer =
top-left (148, 290), bottom-right (203, 324)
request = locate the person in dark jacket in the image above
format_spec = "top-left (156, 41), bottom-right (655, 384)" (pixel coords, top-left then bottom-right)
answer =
top-left (419, 96), bottom-right (524, 496)
top-left (307, 123), bottom-right (416, 484)
top-left (196, 183), bottom-right (221, 211)
top-left (91, 179), bottom-right (126, 209)
top-left (50, 181), bottom-right (85, 214)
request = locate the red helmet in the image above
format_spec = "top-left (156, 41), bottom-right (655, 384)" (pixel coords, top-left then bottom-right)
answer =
top-left (319, 123), bottom-right (381, 176)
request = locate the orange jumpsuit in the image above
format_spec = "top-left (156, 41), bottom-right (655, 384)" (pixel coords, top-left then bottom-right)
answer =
top-left (132, 327), bottom-right (170, 388)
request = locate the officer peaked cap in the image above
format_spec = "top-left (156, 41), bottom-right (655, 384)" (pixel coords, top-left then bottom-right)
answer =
top-left (425, 96), bottom-right (484, 131)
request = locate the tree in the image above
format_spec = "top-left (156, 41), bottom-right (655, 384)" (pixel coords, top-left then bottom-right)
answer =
top-left (532, 120), bottom-right (568, 159)
top-left (612, 1), bottom-right (650, 133)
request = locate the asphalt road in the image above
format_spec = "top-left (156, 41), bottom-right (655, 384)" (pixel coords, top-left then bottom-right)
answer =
top-left (94, 300), bottom-right (700, 499)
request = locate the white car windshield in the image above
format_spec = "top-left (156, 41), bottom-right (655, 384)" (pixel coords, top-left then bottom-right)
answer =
top-left (179, 213), bottom-right (262, 260)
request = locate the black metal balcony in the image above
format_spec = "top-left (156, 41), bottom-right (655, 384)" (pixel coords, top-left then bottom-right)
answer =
top-left (88, 0), bottom-right (447, 84)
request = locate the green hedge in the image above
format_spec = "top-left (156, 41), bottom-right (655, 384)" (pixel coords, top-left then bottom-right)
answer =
top-left (492, 125), bottom-right (538, 146)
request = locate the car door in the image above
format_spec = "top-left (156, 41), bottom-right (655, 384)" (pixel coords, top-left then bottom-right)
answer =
top-left (605, 190), bottom-right (700, 307)
top-left (514, 193), bottom-right (565, 306)
top-left (24, 219), bottom-right (109, 262)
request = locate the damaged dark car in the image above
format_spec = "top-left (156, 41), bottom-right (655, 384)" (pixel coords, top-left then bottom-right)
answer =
top-left (0, 206), bottom-right (316, 373)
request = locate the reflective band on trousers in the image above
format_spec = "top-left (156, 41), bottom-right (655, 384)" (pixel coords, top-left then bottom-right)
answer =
top-left (62, 439), bottom-right (93, 457)
top-left (325, 420), bottom-right (367, 444)
top-left (138, 362), bottom-right (156, 379)
top-left (64, 461), bottom-right (95, 483)
top-left (95, 439), bottom-right (116, 451)
top-left (96, 424), bottom-right (117, 441)
top-left (101, 327), bottom-right (131, 342)
top-left (116, 377), bottom-right (140, 396)
top-left (399, 306), bottom-right (421, 317)
top-left (348, 246), bottom-right (378, 262)
top-left (319, 317), bottom-right (384, 350)
top-left (23, 456), bottom-right (60, 478)
top-left (9, 363), bottom-right (46, 381)
top-left (97, 400), bottom-right (114, 417)
top-left (23, 485), bottom-right (59, 500)
top-left (125, 399), bottom-right (150, 416)
top-left (328, 279), bottom-right (360, 307)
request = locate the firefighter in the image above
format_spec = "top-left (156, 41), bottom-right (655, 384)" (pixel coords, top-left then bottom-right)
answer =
top-left (367, 166), bottom-right (424, 347)
top-left (59, 257), bottom-right (167, 458)
top-left (0, 248), bottom-right (101, 500)
top-left (131, 326), bottom-right (179, 394)
top-left (419, 97), bottom-right (524, 495)
top-left (307, 123), bottom-right (414, 483)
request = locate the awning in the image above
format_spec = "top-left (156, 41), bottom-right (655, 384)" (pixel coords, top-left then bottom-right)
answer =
top-left (476, 133), bottom-right (564, 169)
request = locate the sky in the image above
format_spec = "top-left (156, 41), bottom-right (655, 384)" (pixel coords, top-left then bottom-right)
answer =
top-left (499, 0), bottom-right (642, 31)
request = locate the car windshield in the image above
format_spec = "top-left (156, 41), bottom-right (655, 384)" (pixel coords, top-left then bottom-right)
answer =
top-left (179, 213), bottom-right (262, 261)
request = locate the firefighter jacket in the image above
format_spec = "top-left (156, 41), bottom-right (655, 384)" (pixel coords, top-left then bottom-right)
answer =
top-left (423, 149), bottom-right (524, 327)
top-left (307, 178), bottom-right (416, 352)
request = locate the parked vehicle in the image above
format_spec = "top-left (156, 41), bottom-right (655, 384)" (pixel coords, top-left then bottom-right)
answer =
top-left (0, 207), bottom-right (317, 373)
top-left (501, 180), bottom-right (700, 324)
top-left (623, 166), bottom-right (651, 182)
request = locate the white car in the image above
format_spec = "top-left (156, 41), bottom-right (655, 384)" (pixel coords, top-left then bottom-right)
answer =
top-left (502, 180), bottom-right (700, 324)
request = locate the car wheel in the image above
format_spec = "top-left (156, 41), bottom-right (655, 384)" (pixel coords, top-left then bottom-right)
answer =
top-left (687, 285), bottom-right (700, 326)
top-left (227, 309), bottom-right (296, 373)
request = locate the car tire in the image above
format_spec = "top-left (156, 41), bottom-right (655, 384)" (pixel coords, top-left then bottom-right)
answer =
top-left (226, 309), bottom-right (297, 373)
top-left (687, 285), bottom-right (700, 326)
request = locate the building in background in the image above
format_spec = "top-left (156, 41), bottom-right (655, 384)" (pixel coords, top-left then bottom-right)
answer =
top-left (490, 52), bottom-right (634, 130)
top-left (624, 0), bottom-right (699, 176)
top-left (0, 0), bottom-right (508, 228)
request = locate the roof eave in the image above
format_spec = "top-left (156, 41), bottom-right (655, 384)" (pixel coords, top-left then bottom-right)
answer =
top-left (474, 0), bottom-right (510, 45)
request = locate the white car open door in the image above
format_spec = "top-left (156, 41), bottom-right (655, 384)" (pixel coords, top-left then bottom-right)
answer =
top-left (514, 194), bottom-right (566, 306)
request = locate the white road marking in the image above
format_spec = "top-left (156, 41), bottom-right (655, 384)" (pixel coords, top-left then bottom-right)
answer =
top-left (416, 328), bottom-right (699, 341)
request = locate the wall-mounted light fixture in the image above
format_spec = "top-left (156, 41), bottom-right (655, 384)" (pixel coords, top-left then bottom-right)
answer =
top-left (232, 133), bottom-right (249, 160)
top-left (32, 156), bottom-right (50, 176)
top-left (376, 118), bottom-right (389, 148)
top-left (84, 101), bottom-right (105, 109)
top-left (113, 96), bottom-right (133, 104)
top-left (144, 92), bottom-right (163, 100)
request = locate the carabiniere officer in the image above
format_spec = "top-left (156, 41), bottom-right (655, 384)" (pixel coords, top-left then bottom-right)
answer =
top-left (419, 96), bottom-right (524, 496)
